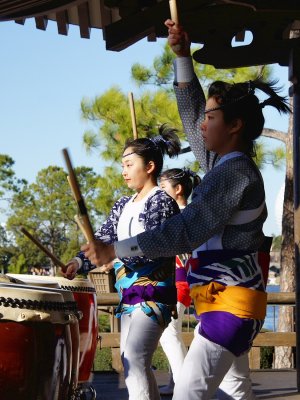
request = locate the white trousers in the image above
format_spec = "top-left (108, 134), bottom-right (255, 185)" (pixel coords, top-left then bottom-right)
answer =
top-left (120, 308), bottom-right (163, 400)
top-left (173, 324), bottom-right (257, 400)
top-left (159, 301), bottom-right (187, 383)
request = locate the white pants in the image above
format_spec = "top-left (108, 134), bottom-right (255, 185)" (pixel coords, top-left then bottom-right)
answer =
top-left (120, 308), bottom-right (163, 400)
top-left (173, 324), bottom-right (257, 400)
top-left (159, 301), bottom-right (187, 383)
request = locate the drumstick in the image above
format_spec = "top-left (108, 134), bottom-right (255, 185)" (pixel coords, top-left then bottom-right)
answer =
top-left (169, 0), bottom-right (181, 52)
top-left (20, 227), bottom-right (65, 269)
top-left (128, 92), bottom-right (138, 139)
top-left (169, 0), bottom-right (179, 24)
top-left (74, 214), bottom-right (90, 242)
top-left (63, 148), bottom-right (94, 243)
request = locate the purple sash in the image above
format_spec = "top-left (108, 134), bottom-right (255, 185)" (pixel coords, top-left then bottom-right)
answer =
top-left (122, 285), bottom-right (177, 305)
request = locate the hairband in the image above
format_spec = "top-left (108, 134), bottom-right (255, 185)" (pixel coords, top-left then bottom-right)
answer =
top-left (205, 80), bottom-right (255, 114)
top-left (161, 168), bottom-right (197, 181)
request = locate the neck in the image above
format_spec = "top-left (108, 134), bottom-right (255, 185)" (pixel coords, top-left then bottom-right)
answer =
top-left (134, 180), bottom-right (157, 201)
top-left (176, 197), bottom-right (187, 208)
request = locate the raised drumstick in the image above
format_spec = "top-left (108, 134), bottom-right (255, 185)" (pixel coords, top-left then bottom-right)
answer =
top-left (128, 92), bottom-right (138, 139)
top-left (169, 0), bottom-right (181, 52)
top-left (20, 226), bottom-right (65, 269)
top-left (63, 148), bottom-right (94, 243)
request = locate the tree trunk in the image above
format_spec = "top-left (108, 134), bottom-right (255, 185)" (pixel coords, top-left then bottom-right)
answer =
top-left (274, 98), bottom-right (295, 368)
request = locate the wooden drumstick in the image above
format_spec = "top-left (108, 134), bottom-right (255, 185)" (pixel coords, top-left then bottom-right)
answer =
top-left (63, 148), bottom-right (94, 243)
top-left (74, 214), bottom-right (90, 242)
top-left (128, 92), bottom-right (138, 139)
top-left (20, 227), bottom-right (65, 269)
top-left (169, 0), bottom-right (181, 52)
top-left (169, 0), bottom-right (179, 24)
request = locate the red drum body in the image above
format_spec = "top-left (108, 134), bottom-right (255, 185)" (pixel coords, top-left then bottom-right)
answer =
top-left (6, 274), bottom-right (80, 397)
top-left (8, 274), bottom-right (99, 383)
top-left (53, 277), bottom-right (98, 383)
top-left (0, 284), bottom-right (74, 400)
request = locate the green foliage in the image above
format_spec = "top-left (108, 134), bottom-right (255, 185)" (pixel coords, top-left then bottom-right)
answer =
top-left (6, 165), bottom-right (102, 271)
top-left (152, 347), bottom-right (169, 371)
top-left (0, 154), bottom-right (27, 198)
top-left (99, 314), bottom-right (111, 333)
top-left (260, 346), bottom-right (274, 369)
top-left (272, 235), bottom-right (282, 251)
top-left (0, 225), bottom-right (15, 273)
top-left (8, 253), bottom-right (27, 274)
top-left (93, 347), bottom-right (113, 371)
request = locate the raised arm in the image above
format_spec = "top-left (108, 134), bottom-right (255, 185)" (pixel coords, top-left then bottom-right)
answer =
top-left (165, 19), bottom-right (217, 172)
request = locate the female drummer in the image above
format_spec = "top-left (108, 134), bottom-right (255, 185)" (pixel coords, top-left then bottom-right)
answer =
top-left (79, 21), bottom-right (290, 399)
top-left (64, 124), bottom-right (181, 400)
top-left (158, 168), bottom-right (200, 395)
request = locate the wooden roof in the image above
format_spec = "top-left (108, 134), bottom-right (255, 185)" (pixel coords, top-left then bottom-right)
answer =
top-left (1, 0), bottom-right (300, 68)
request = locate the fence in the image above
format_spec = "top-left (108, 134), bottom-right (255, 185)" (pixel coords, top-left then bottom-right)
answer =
top-left (96, 292), bottom-right (296, 371)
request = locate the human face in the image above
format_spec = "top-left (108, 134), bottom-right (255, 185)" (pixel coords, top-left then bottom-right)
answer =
top-left (159, 178), bottom-right (177, 200)
top-left (121, 147), bottom-right (151, 191)
top-left (200, 97), bottom-right (234, 155)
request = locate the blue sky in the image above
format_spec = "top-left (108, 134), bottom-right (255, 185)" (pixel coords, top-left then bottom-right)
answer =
top-left (0, 18), bottom-right (290, 236)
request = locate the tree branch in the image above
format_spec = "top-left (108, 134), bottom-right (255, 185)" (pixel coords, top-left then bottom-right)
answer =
top-left (262, 128), bottom-right (287, 144)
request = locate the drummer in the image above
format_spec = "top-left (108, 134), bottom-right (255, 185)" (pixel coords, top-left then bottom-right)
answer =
top-left (63, 125), bottom-right (181, 400)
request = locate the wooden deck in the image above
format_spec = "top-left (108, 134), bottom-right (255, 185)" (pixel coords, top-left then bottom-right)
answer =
top-left (90, 370), bottom-right (299, 399)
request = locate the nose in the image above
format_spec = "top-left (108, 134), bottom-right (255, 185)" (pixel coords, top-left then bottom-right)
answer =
top-left (122, 167), bottom-right (127, 177)
top-left (200, 119), bottom-right (207, 132)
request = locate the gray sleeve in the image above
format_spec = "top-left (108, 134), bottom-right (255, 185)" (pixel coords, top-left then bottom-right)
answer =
top-left (174, 76), bottom-right (218, 172)
top-left (136, 166), bottom-right (249, 259)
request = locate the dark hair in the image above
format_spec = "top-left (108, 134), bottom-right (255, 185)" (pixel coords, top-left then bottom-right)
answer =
top-left (124, 124), bottom-right (181, 178)
top-left (160, 168), bottom-right (201, 199)
top-left (207, 78), bottom-right (291, 157)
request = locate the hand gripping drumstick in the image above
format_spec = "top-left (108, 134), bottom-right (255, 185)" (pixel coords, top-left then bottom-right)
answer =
top-left (20, 226), bottom-right (66, 269)
top-left (128, 92), bottom-right (138, 139)
top-left (63, 148), bottom-right (94, 243)
top-left (169, 0), bottom-right (181, 52)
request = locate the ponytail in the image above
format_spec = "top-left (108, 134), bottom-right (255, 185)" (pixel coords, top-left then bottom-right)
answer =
top-left (124, 124), bottom-right (181, 178)
top-left (160, 167), bottom-right (201, 200)
top-left (208, 78), bottom-right (291, 157)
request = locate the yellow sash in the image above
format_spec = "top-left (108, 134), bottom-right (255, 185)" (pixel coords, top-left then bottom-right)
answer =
top-left (190, 282), bottom-right (267, 320)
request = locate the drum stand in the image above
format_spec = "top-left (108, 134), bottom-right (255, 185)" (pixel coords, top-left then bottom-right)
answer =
top-left (74, 383), bottom-right (97, 400)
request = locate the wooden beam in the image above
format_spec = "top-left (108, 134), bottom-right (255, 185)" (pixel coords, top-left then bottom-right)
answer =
top-left (104, 1), bottom-right (169, 51)
top-left (253, 332), bottom-right (296, 347)
top-left (99, 331), bottom-right (296, 349)
top-left (35, 16), bottom-right (48, 31)
top-left (14, 18), bottom-right (25, 25)
top-left (77, 2), bottom-right (90, 39)
top-left (97, 292), bottom-right (296, 307)
top-left (147, 32), bottom-right (157, 42)
top-left (267, 292), bottom-right (295, 305)
top-left (56, 10), bottom-right (69, 35)
top-left (235, 29), bottom-right (246, 42)
top-left (97, 293), bottom-right (119, 306)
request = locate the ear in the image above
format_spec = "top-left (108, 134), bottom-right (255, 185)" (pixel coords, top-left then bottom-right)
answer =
top-left (175, 184), bottom-right (184, 196)
top-left (229, 118), bottom-right (243, 135)
top-left (146, 161), bottom-right (155, 174)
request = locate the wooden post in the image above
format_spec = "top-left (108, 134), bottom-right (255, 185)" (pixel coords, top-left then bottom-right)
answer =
top-left (110, 306), bottom-right (123, 372)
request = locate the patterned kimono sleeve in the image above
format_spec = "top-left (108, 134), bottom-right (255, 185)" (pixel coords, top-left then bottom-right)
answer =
top-left (174, 76), bottom-right (219, 172)
top-left (142, 190), bottom-right (180, 230)
top-left (76, 196), bottom-right (130, 274)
